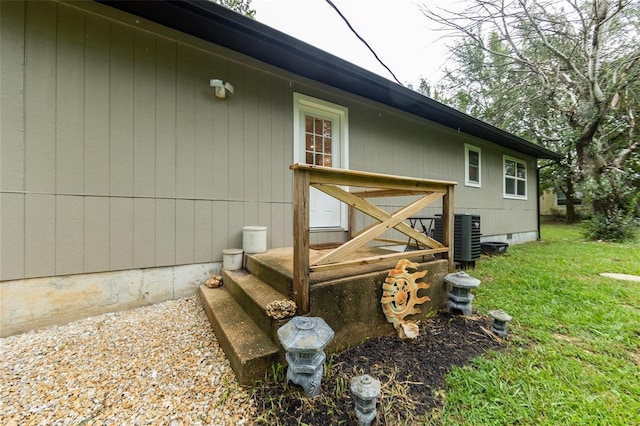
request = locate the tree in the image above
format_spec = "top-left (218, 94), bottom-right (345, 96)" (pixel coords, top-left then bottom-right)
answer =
top-left (211, 0), bottom-right (256, 18)
top-left (422, 0), bottom-right (640, 237)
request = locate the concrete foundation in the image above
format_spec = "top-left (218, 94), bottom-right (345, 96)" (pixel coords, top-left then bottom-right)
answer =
top-left (0, 262), bottom-right (221, 337)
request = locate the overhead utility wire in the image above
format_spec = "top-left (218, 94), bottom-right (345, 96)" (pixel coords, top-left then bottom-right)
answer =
top-left (324, 0), bottom-right (403, 85)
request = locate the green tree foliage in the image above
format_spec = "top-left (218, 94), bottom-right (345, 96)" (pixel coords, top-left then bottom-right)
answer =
top-left (211, 0), bottom-right (256, 18)
top-left (423, 0), bottom-right (640, 237)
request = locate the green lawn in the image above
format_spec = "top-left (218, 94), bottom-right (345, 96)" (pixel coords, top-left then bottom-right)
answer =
top-left (430, 224), bottom-right (640, 425)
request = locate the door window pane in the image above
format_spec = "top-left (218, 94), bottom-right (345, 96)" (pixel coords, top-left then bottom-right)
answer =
top-left (304, 114), bottom-right (333, 166)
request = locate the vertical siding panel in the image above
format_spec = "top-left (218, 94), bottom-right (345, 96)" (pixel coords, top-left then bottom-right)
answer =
top-left (257, 73), bottom-right (272, 202)
top-left (176, 45), bottom-right (195, 198)
top-left (0, 0), bottom-right (25, 192)
top-left (156, 199), bottom-right (176, 266)
top-left (24, 1), bottom-right (56, 193)
top-left (270, 202), bottom-right (284, 248)
top-left (110, 197), bottom-right (133, 270)
top-left (155, 38), bottom-right (176, 198)
top-left (176, 200), bottom-right (195, 264)
top-left (109, 23), bottom-right (134, 196)
top-left (283, 199), bottom-right (293, 246)
top-left (228, 62), bottom-right (244, 200)
top-left (56, 195), bottom-right (83, 274)
top-left (228, 201), bottom-right (244, 248)
top-left (243, 67), bottom-right (258, 201)
top-left (194, 54), bottom-right (213, 199)
top-left (84, 197), bottom-right (109, 273)
top-left (211, 201), bottom-right (229, 260)
top-left (194, 200), bottom-right (212, 262)
top-left (211, 58), bottom-right (229, 200)
top-left (244, 201), bottom-right (258, 226)
top-left (56, 6), bottom-right (84, 194)
top-left (134, 198), bottom-right (155, 268)
top-left (258, 202), bottom-right (272, 248)
top-left (84, 15), bottom-right (110, 195)
top-left (282, 85), bottom-right (294, 203)
top-left (0, 193), bottom-right (25, 280)
top-left (270, 78), bottom-right (285, 202)
top-left (133, 30), bottom-right (156, 197)
top-left (24, 194), bottom-right (55, 277)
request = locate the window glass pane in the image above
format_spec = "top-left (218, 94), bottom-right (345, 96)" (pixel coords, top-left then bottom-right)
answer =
top-left (517, 163), bottom-right (526, 179)
top-left (314, 135), bottom-right (322, 152)
top-left (517, 180), bottom-right (526, 196)
top-left (469, 165), bottom-right (478, 182)
top-left (315, 153), bottom-right (323, 165)
top-left (469, 150), bottom-right (479, 166)
top-left (305, 134), bottom-right (314, 151)
top-left (505, 178), bottom-right (515, 195)
top-left (323, 120), bottom-right (332, 137)
top-left (324, 154), bottom-right (332, 167)
top-left (505, 160), bottom-right (515, 176)
top-left (324, 137), bottom-right (332, 154)
top-left (305, 152), bottom-right (314, 164)
top-left (314, 118), bottom-right (322, 134)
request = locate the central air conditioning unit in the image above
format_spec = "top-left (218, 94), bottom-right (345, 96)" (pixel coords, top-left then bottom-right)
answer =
top-left (434, 214), bottom-right (481, 263)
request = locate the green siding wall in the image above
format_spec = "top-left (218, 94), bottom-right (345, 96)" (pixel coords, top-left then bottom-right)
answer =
top-left (0, 0), bottom-right (538, 281)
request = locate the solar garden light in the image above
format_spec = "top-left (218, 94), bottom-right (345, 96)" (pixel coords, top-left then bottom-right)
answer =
top-left (277, 316), bottom-right (334, 398)
top-left (350, 374), bottom-right (381, 426)
top-left (489, 309), bottom-right (513, 338)
top-left (444, 271), bottom-right (481, 316)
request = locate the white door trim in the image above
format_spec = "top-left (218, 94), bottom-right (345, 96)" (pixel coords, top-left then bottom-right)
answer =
top-left (293, 93), bottom-right (349, 230)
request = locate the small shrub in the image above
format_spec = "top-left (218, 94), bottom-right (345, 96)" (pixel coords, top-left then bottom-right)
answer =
top-left (583, 211), bottom-right (638, 242)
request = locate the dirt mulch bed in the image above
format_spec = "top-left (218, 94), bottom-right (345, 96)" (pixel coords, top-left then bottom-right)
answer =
top-left (252, 311), bottom-right (504, 425)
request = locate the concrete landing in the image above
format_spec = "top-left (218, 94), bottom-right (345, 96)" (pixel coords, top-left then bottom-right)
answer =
top-left (250, 246), bottom-right (436, 284)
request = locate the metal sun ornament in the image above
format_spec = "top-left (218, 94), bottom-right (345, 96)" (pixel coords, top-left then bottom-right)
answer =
top-left (381, 259), bottom-right (431, 338)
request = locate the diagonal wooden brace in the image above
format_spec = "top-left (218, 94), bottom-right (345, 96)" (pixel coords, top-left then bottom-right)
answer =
top-left (312, 183), bottom-right (445, 249)
top-left (311, 186), bottom-right (444, 266)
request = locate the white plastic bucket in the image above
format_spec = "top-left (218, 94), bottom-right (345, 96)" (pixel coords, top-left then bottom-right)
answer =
top-left (222, 248), bottom-right (243, 270)
top-left (243, 226), bottom-right (267, 254)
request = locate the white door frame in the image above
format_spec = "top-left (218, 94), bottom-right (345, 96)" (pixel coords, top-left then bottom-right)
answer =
top-left (293, 92), bottom-right (349, 230)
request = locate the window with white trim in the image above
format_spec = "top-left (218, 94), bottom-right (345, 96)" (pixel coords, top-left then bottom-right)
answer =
top-left (503, 156), bottom-right (527, 199)
top-left (464, 144), bottom-right (481, 187)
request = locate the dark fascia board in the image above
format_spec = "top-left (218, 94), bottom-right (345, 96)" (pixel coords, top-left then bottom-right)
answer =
top-left (96, 0), bottom-right (562, 160)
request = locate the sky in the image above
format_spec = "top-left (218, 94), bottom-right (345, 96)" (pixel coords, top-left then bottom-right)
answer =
top-left (251, 0), bottom-right (459, 88)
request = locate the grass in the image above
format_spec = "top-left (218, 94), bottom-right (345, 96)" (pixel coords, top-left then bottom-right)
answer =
top-left (430, 223), bottom-right (640, 425)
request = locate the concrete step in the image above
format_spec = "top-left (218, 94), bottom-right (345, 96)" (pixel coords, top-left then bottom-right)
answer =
top-left (198, 285), bottom-right (278, 386)
top-left (245, 251), bottom-right (293, 298)
top-left (222, 269), bottom-right (291, 341)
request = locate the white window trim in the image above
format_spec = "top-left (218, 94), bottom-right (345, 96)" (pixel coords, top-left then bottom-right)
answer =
top-left (293, 93), bottom-right (349, 230)
top-left (293, 93), bottom-right (349, 170)
top-left (503, 155), bottom-right (528, 200)
top-left (464, 143), bottom-right (481, 188)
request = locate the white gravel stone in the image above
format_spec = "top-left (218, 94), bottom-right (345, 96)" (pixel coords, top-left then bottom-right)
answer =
top-left (0, 296), bottom-right (255, 425)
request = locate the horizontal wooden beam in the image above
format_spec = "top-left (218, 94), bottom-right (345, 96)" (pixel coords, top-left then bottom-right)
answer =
top-left (291, 163), bottom-right (457, 192)
top-left (349, 188), bottom-right (444, 198)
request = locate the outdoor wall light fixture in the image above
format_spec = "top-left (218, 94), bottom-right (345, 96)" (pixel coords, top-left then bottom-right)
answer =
top-left (210, 79), bottom-right (234, 98)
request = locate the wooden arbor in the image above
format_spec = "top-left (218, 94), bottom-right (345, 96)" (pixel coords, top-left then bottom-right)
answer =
top-left (291, 163), bottom-right (456, 314)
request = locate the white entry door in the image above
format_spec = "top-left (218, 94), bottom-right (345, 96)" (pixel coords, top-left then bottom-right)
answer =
top-left (294, 94), bottom-right (349, 229)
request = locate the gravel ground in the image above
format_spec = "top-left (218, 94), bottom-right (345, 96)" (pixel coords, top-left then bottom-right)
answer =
top-left (0, 296), bottom-right (254, 425)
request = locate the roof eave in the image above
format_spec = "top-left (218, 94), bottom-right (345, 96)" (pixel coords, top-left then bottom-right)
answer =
top-left (96, 0), bottom-right (562, 160)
